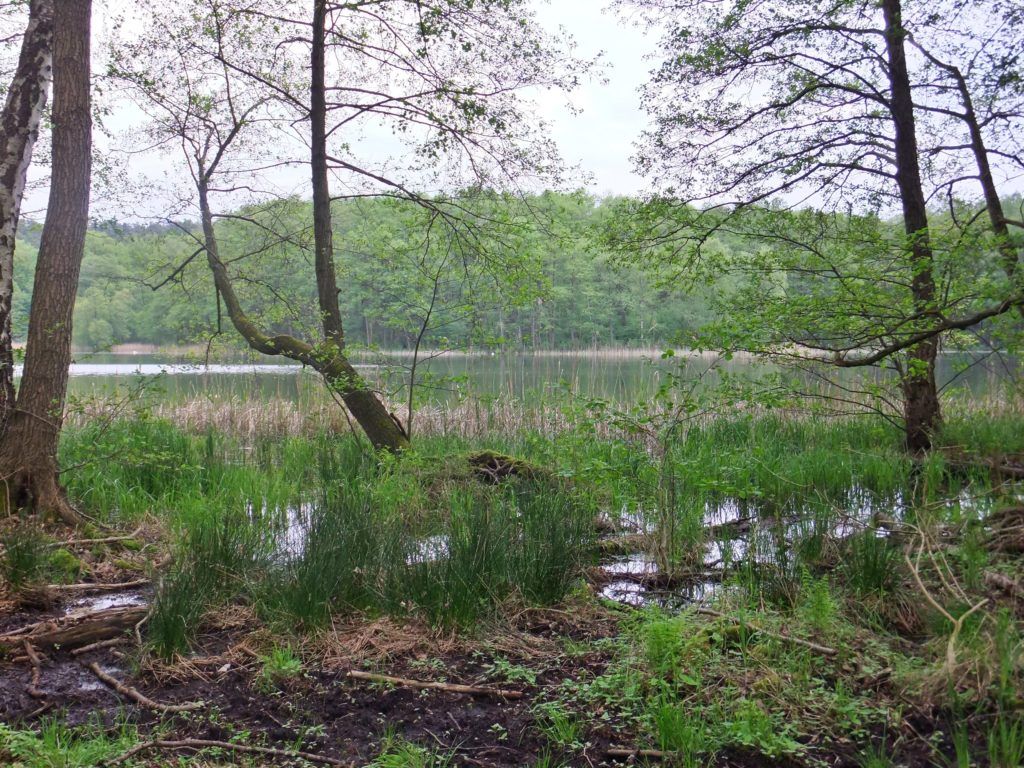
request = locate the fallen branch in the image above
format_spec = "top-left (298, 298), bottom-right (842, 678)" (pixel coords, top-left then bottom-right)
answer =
top-left (694, 607), bottom-right (838, 657)
top-left (905, 547), bottom-right (988, 676)
top-left (47, 579), bottom-right (150, 593)
top-left (50, 527), bottom-right (144, 548)
top-left (104, 738), bottom-right (352, 767)
top-left (85, 662), bottom-right (204, 713)
top-left (346, 669), bottom-right (523, 699)
top-left (71, 637), bottom-right (130, 656)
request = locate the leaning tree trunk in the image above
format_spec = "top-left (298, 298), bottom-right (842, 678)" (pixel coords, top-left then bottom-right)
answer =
top-left (883, 0), bottom-right (941, 453)
top-left (307, 0), bottom-right (408, 450)
top-left (0, 0), bottom-right (91, 523)
top-left (0, 0), bottom-right (54, 425)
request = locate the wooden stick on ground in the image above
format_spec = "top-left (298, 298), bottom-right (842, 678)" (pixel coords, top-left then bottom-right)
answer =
top-left (85, 662), bottom-right (204, 713)
top-left (104, 738), bottom-right (353, 767)
top-left (51, 526), bottom-right (144, 548)
top-left (346, 669), bottom-right (524, 699)
top-left (694, 607), bottom-right (839, 657)
top-left (71, 637), bottom-right (130, 656)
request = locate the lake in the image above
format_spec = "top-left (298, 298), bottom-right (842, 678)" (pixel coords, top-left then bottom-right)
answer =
top-left (19, 348), bottom-right (1018, 406)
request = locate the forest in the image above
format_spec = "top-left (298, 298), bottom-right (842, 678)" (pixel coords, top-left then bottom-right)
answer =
top-left (1, 1), bottom-right (1023, 767)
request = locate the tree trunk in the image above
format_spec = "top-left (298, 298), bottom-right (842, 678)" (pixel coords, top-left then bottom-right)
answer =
top-left (307, 0), bottom-right (408, 450)
top-left (0, 0), bottom-right (92, 522)
top-left (882, 0), bottom-right (941, 453)
top-left (0, 0), bottom-right (54, 425)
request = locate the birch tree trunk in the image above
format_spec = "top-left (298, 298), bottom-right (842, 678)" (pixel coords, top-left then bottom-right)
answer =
top-left (0, 0), bottom-right (91, 523)
top-left (0, 0), bottom-right (54, 425)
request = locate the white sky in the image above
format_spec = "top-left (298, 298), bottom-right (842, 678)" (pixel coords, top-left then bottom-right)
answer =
top-left (19, 1), bottom-right (656, 220)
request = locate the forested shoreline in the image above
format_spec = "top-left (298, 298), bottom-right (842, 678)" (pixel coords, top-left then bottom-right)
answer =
top-left (13, 194), bottom-right (716, 352)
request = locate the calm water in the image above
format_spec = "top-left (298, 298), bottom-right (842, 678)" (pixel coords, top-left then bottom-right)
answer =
top-left (17, 350), bottom-right (1018, 405)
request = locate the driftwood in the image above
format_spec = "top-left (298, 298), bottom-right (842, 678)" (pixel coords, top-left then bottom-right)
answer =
top-left (0, 605), bottom-right (147, 650)
top-left (104, 738), bottom-right (352, 767)
top-left (85, 662), bottom-right (204, 713)
top-left (346, 669), bottom-right (523, 699)
top-left (694, 607), bottom-right (839, 657)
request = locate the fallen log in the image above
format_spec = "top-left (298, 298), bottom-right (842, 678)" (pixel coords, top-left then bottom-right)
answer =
top-left (0, 606), bottom-right (147, 651)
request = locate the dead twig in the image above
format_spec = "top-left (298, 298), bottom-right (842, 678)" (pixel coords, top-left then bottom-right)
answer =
top-left (71, 637), bottom-right (130, 656)
top-left (84, 662), bottom-right (204, 713)
top-left (346, 669), bottom-right (524, 699)
top-left (104, 738), bottom-right (352, 766)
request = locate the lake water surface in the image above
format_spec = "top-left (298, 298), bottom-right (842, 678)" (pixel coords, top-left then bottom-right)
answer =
top-left (19, 349), bottom-right (1018, 405)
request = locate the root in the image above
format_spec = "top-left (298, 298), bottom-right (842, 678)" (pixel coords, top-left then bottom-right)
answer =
top-left (84, 662), bottom-right (204, 713)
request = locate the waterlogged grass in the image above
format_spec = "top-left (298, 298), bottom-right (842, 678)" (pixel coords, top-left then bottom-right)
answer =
top-left (130, 424), bottom-right (597, 657)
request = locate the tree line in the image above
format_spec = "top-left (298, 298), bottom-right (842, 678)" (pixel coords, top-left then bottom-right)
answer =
top-left (13, 193), bottom-right (720, 353)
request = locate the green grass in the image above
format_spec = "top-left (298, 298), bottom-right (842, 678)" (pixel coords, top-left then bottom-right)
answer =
top-left (0, 523), bottom-right (84, 590)
top-left (0, 717), bottom-right (139, 768)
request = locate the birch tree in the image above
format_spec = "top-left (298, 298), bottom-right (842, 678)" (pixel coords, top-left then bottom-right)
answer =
top-left (0, 0), bottom-right (52, 423)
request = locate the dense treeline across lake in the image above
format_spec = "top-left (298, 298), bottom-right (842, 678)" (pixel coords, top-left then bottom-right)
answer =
top-left (14, 193), bottom-right (722, 353)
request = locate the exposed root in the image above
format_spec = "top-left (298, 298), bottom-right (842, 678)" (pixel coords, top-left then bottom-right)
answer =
top-left (84, 662), bottom-right (204, 713)
top-left (23, 640), bottom-right (45, 699)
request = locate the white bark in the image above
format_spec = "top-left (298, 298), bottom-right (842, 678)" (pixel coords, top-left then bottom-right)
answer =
top-left (0, 0), bottom-right (54, 417)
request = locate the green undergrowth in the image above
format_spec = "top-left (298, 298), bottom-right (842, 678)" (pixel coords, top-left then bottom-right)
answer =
top-left (0, 717), bottom-right (139, 768)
